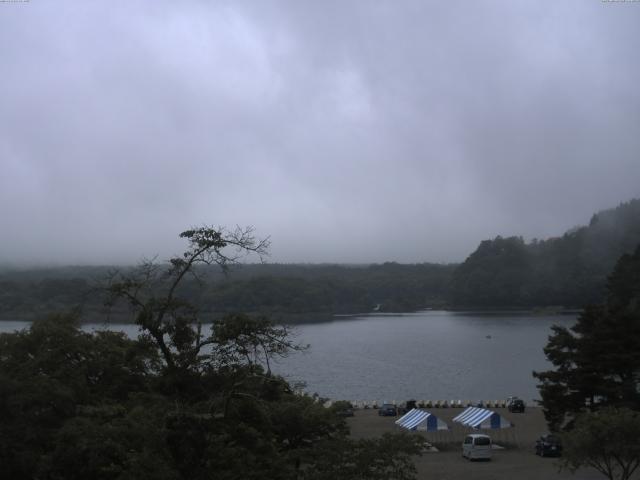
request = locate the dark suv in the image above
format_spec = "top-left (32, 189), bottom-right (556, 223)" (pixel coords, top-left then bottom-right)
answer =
top-left (535, 434), bottom-right (562, 457)
top-left (508, 399), bottom-right (525, 413)
top-left (378, 403), bottom-right (398, 416)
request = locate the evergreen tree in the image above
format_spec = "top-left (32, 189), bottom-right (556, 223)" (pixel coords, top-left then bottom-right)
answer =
top-left (534, 245), bottom-right (640, 430)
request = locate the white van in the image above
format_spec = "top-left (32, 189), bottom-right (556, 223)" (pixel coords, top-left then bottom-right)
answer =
top-left (462, 434), bottom-right (492, 460)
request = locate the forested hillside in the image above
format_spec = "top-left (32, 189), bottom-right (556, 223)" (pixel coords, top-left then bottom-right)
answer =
top-left (450, 199), bottom-right (640, 308)
top-left (1, 199), bottom-right (638, 319)
top-left (0, 263), bottom-right (455, 322)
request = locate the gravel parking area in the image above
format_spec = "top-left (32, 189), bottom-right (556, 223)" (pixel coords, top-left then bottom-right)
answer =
top-left (347, 407), bottom-right (633, 480)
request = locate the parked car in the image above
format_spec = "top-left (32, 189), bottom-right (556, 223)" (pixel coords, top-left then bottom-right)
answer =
top-left (378, 403), bottom-right (398, 416)
top-left (506, 396), bottom-right (519, 407)
top-left (462, 434), bottom-right (492, 461)
top-left (535, 434), bottom-right (562, 457)
top-left (508, 399), bottom-right (525, 413)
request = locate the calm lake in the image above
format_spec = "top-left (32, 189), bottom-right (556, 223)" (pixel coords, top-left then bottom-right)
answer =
top-left (0, 311), bottom-right (575, 404)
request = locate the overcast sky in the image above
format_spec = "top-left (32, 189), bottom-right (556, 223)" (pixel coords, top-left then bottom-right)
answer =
top-left (1, 0), bottom-right (639, 265)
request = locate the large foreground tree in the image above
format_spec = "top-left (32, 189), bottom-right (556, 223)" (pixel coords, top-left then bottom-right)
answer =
top-left (0, 226), bottom-right (424, 480)
top-left (533, 245), bottom-right (640, 430)
top-left (105, 225), bottom-right (272, 372)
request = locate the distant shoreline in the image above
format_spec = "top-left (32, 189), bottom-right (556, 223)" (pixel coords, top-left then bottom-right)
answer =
top-left (0, 306), bottom-right (582, 325)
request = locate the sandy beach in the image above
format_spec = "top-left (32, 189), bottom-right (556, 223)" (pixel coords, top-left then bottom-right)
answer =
top-left (347, 406), bottom-right (635, 480)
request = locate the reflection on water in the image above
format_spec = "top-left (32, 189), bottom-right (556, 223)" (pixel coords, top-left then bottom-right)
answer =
top-left (0, 311), bottom-right (575, 404)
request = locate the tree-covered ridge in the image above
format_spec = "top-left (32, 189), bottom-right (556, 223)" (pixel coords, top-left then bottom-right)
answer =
top-left (1, 198), bottom-right (639, 318)
top-left (200, 262), bottom-right (454, 315)
top-left (450, 199), bottom-right (640, 308)
top-left (0, 262), bottom-right (455, 321)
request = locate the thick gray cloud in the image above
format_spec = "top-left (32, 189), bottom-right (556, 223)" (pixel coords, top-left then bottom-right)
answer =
top-left (1, 0), bottom-right (639, 265)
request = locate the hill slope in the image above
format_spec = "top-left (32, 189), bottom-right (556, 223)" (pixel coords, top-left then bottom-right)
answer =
top-left (1, 199), bottom-right (638, 319)
top-left (450, 199), bottom-right (640, 308)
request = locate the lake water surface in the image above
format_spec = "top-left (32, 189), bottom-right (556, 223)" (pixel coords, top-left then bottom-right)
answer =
top-left (0, 311), bottom-right (575, 404)
top-left (272, 311), bottom-right (575, 404)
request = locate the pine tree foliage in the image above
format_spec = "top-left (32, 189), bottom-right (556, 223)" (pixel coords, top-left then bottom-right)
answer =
top-left (534, 245), bottom-right (640, 430)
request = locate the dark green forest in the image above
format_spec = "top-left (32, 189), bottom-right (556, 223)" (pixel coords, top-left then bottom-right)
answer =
top-left (0, 263), bottom-right (455, 322)
top-left (450, 199), bottom-right (640, 308)
top-left (0, 313), bottom-right (423, 480)
top-left (1, 199), bottom-right (639, 320)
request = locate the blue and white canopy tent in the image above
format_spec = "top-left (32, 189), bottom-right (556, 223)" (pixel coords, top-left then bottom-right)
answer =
top-left (395, 409), bottom-right (450, 432)
top-left (452, 406), bottom-right (516, 445)
top-left (452, 407), bottom-right (512, 429)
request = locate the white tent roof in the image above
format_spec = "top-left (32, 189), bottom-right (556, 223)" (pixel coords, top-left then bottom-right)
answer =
top-left (452, 407), bottom-right (512, 429)
top-left (395, 408), bottom-right (449, 431)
